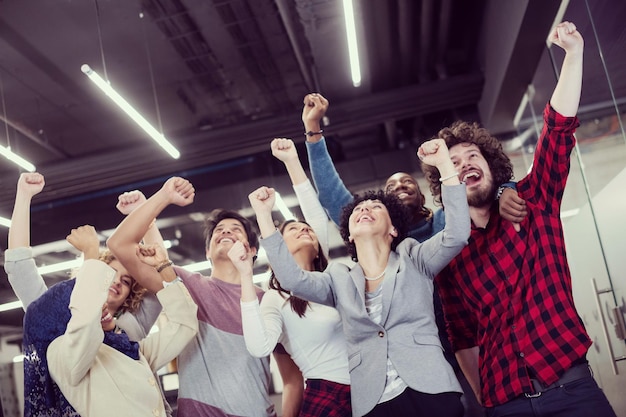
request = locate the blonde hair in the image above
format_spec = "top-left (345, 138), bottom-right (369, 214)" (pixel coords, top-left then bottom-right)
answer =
top-left (99, 249), bottom-right (146, 315)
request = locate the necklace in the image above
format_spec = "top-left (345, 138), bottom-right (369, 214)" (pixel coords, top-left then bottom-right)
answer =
top-left (363, 269), bottom-right (386, 281)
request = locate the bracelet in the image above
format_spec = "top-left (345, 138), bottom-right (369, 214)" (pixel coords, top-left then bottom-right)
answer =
top-left (496, 183), bottom-right (516, 200)
top-left (156, 260), bottom-right (173, 273)
top-left (305, 130), bottom-right (323, 137)
top-left (496, 185), bottom-right (506, 200)
top-left (439, 171), bottom-right (459, 182)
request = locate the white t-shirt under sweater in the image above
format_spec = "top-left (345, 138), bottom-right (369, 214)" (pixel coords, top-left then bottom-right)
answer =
top-left (241, 289), bottom-right (350, 385)
top-left (365, 283), bottom-right (407, 403)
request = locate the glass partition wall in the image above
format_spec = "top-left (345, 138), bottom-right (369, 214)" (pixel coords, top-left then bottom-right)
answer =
top-left (511, 1), bottom-right (626, 413)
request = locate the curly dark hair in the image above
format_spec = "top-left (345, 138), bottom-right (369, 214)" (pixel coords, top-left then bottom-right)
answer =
top-left (421, 121), bottom-right (513, 206)
top-left (269, 220), bottom-right (329, 318)
top-left (99, 249), bottom-right (146, 315)
top-left (339, 190), bottom-right (410, 262)
top-left (204, 209), bottom-right (259, 252)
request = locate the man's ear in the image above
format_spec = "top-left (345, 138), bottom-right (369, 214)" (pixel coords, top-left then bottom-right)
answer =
top-left (249, 246), bottom-right (258, 258)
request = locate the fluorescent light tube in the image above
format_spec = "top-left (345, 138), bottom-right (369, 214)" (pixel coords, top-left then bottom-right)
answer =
top-left (184, 260), bottom-right (212, 272)
top-left (0, 300), bottom-right (23, 313)
top-left (274, 192), bottom-right (296, 221)
top-left (81, 64), bottom-right (180, 159)
top-left (37, 258), bottom-right (83, 275)
top-left (342, 0), bottom-right (362, 87)
top-left (0, 143), bottom-right (36, 172)
top-left (0, 215), bottom-right (11, 228)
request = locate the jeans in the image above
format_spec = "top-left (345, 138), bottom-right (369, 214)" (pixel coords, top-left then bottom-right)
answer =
top-left (485, 376), bottom-right (617, 417)
top-left (364, 388), bottom-right (463, 417)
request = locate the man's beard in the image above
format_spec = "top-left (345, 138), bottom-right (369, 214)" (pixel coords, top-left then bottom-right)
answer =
top-left (467, 183), bottom-right (497, 208)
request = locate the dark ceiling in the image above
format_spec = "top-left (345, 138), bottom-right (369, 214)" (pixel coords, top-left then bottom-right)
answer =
top-left (0, 0), bottom-right (623, 335)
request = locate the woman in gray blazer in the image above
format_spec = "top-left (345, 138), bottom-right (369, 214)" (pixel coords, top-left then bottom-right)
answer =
top-left (250, 139), bottom-right (470, 417)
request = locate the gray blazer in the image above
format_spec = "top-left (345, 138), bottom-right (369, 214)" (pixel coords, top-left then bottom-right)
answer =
top-left (262, 184), bottom-right (470, 417)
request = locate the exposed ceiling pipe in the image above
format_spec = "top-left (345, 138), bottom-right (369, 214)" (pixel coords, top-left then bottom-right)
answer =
top-left (0, 72), bottom-right (484, 210)
top-left (275, 0), bottom-right (318, 91)
top-left (384, 120), bottom-right (398, 149)
top-left (418, 0), bottom-right (435, 82)
top-left (435, 0), bottom-right (453, 80)
top-left (398, 0), bottom-right (416, 84)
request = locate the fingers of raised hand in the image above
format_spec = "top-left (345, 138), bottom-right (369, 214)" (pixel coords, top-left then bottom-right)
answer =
top-left (271, 138), bottom-right (293, 152)
top-left (418, 139), bottom-right (441, 157)
top-left (303, 92), bottom-right (327, 107)
top-left (171, 178), bottom-right (195, 201)
top-left (137, 244), bottom-right (157, 257)
top-left (227, 241), bottom-right (245, 260)
top-left (557, 21), bottom-right (576, 34)
top-left (66, 225), bottom-right (98, 247)
top-left (120, 190), bottom-right (145, 204)
top-left (22, 172), bottom-right (44, 185)
top-left (254, 186), bottom-right (271, 200)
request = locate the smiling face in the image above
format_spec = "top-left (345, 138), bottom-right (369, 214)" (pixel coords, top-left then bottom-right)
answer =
top-left (449, 142), bottom-right (496, 208)
top-left (100, 259), bottom-right (133, 331)
top-left (207, 218), bottom-right (253, 261)
top-left (384, 172), bottom-right (424, 209)
top-left (281, 221), bottom-right (319, 259)
top-left (105, 259), bottom-right (133, 313)
top-left (348, 199), bottom-right (397, 243)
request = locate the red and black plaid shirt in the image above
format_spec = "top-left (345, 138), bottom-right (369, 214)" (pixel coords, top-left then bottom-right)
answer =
top-left (436, 103), bottom-right (592, 407)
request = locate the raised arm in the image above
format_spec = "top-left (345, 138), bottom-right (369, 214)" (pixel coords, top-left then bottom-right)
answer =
top-left (5, 173), bottom-right (48, 309)
top-left (271, 138), bottom-right (329, 257)
top-left (107, 177), bottom-right (195, 294)
top-left (249, 187), bottom-right (335, 306)
top-left (522, 21), bottom-right (584, 209)
top-left (229, 241), bottom-right (285, 357)
top-left (9, 173), bottom-right (44, 249)
top-left (115, 189), bottom-right (168, 338)
top-left (302, 93), bottom-right (353, 225)
top-left (413, 139), bottom-right (470, 275)
top-left (117, 190), bottom-right (168, 250)
top-left (48, 225), bottom-right (108, 386)
top-left (138, 280), bottom-right (198, 372)
top-left (549, 21), bottom-right (584, 117)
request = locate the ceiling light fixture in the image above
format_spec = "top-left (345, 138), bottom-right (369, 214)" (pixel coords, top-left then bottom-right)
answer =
top-left (0, 215), bottom-right (11, 228)
top-left (0, 300), bottom-right (22, 313)
top-left (0, 248), bottom-right (273, 313)
top-left (0, 143), bottom-right (36, 172)
top-left (37, 258), bottom-right (83, 275)
top-left (81, 64), bottom-right (180, 159)
top-left (342, 0), bottom-right (362, 87)
top-left (0, 74), bottom-right (37, 171)
top-left (274, 192), bottom-right (296, 221)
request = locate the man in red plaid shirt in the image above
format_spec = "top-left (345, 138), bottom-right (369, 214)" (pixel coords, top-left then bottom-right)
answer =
top-left (422, 21), bottom-right (617, 417)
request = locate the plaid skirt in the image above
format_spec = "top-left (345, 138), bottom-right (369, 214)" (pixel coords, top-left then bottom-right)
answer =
top-left (300, 379), bottom-right (352, 417)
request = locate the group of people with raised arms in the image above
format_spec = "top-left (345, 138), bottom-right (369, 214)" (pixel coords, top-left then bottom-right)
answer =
top-left (4, 21), bottom-right (619, 417)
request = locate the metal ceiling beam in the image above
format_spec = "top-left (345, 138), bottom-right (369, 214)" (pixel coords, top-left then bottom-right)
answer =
top-left (477, 0), bottom-right (562, 133)
top-left (0, 72), bottom-right (483, 214)
top-left (275, 0), bottom-right (317, 91)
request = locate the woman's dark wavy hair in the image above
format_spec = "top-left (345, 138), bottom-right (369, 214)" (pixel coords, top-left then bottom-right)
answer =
top-left (269, 220), bottom-right (328, 317)
top-left (204, 208), bottom-right (259, 252)
top-left (339, 190), bottom-right (410, 262)
top-left (421, 121), bottom-right (514, 206)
